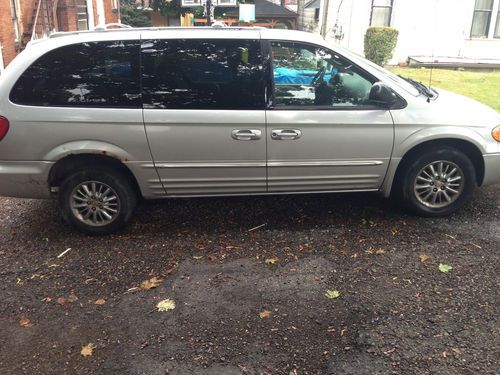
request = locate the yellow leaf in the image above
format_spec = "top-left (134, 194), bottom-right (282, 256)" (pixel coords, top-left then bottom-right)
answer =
top-left (439, 263), bottom-right (453, 273)
top-left (94, 299), bottom-right (106, 305)
top-left (156, 299), bottom-right (176, 312)
top-left (80, 343), bottom-right (96, 357)
top-left (19, 316), bottom-right (31, 327)
top-left (140, 277), bottom-right (162, 290)
top-left (325, 290), bottom-right (341, 299)
top-left (259, 309), bottom-right (271, 319)
top-left (265, 257), bottom-right (279, 265)
top-left (419, 254), bottom-right (430, 262)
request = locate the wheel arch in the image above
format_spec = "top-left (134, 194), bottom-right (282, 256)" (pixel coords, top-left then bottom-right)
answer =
top-left (390, 138), bottom-right (485, 197)
top-left (48, 154), bottom-right (142, 198)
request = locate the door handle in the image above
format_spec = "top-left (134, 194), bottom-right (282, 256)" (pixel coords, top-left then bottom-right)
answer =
top-left (231, 129), bottom-right (262, 141)
top-left (271, 129), bottom-right (302, 140)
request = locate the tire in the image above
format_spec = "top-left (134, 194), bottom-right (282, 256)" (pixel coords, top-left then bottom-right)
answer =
top-left (58, 168), bottom-right (137, 235)
top-left (400, 147), bottom-right (476, 217)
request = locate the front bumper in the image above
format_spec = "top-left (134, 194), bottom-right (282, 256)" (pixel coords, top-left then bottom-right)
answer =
top-left (0, 161), bottom-right (54, 198)
top-left (482, 153), bottom-right (500, 186)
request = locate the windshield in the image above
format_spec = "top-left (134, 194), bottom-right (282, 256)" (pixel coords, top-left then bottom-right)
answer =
top-left (326, 43), bottom-right (420, 96)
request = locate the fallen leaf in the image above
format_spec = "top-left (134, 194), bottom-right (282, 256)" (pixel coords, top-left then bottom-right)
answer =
top-left (80, 343), bottom-right (96, 357)
top-left (192, 256), bottom-right (203, 260)
top-left (259, 309), bottom-right (271, 319)
top-left (19, 316), bottom-right (31, 327)
top-left (94, 299), bottom-right (106, 305)
top-left (439, 263), bottom-right (453, 273)
top-left (384, 347), bottom-right (396, 354)
top-left (265, 257), bottom-right (279, 265)
top-left (67, 293), bottom-right (78, 303)
top-left (156, 299), bottom-right (176, 312)
top-left (140, 277), bottom-right (162, 290)
top-left (325, 290), bottom-right (341, 299)
top-left (419, 254), bottom-right (430, 262)
top-left (451, 347), bottom-right (461, 355)
top-left (375, 249), bottom-right (385, 255)
top-left (57, 297), bottom-right (67, 305)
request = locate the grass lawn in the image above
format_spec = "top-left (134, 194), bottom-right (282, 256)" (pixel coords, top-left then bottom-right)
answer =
top-left (388, 67), bottom-right (500, 112)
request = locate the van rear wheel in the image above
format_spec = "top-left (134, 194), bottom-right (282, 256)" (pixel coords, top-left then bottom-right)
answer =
top-left (58, 168), bottom-right (136, 234)
top-left (401, 147), bottom-right (476, 217)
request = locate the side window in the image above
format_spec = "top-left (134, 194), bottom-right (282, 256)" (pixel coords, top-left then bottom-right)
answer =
top-left (271, 41), bottom-right (375, 108)
top-left (141, 39), bottom-right (265, 110)
top-left (10, 41), bottom-right (141, 108)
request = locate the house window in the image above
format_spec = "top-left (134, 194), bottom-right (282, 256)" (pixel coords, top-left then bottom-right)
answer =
top-left (76, 0), bottom-right (89, 30)
top-left (471, 0), bottom-right (500, 38)
top-left (470, 0), bottom-right (494, 37)
top-left (370, 0), bottom-right (393, 27)
top-left (111, 0), bottom-right (118, 11)
top-left (495, 2), bottom-right (500, 37)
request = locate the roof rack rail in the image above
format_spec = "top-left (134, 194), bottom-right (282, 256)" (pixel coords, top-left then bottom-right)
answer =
top-left (48, 25), bottom-right (267, 39)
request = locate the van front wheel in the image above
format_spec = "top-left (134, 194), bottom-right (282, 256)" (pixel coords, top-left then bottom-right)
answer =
top-left (401, 148), bottom-right (476, 217)
top-left (58, 168), bottom-right (136, 234)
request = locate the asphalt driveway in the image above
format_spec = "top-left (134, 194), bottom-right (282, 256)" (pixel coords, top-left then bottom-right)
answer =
top-left (0, 186), bottom-right (499, 374)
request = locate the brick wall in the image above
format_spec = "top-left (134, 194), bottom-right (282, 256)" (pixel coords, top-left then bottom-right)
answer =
top-left (0, 0), bottom-right (120, 68)
top-left (57, 0), bottom-right (78, 31)
top-left (0, 0), bottom-right (18, 68)
top-left (92, 0), bottom-right (119, 26)
top-left (19, 0), bottom-right (36, 36)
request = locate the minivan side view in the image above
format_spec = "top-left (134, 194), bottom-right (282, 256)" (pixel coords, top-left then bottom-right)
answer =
top-left (0, 27), bottom-right (499, 234)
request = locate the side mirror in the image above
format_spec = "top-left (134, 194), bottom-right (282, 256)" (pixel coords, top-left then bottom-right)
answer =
top-left (369, 82), bottom-right (398, 108)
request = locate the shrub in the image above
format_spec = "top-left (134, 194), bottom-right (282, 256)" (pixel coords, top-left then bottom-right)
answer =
top-left (364, 27), bottom-right (399, 66)
top-left (120, 0), bottom-right (152, 28)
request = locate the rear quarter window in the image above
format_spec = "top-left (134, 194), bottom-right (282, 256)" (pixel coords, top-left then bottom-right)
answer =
top-left (10, 40), bottom-right (141, 108)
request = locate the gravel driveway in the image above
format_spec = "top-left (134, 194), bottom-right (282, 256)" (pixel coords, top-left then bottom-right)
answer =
top-left (0, 186), bottom-right (499, 374)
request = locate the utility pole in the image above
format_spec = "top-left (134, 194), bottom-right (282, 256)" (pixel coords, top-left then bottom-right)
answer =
top-left (320, 0), bottom-right (330, 38)
top-left (296, 0), bottom-right (304, 30)
top-left (206, 0), bottom-right (213, 25)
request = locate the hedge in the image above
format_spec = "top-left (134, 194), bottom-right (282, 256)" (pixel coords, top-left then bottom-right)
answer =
top-left (364, 27), bottom-right (399, 66)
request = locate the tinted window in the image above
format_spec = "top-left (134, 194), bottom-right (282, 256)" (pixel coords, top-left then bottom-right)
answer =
top-left (10, 41), bottom-right (141, 108)
top-left (271, 41), bottom-right (375, 107)
top-left (141, 39), bottom-right (265, 110)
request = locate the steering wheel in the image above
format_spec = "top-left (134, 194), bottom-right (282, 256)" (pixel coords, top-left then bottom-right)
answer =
top-left (311, 66), bottom-right (327, 87)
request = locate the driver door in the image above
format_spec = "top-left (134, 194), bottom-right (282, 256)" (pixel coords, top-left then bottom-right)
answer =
top-left (266, 41), bottom-right (394, 192)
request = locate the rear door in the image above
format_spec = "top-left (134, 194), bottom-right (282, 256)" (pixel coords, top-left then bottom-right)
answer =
top-left (266, 40), bottom-right (394, 192)
top-left (141, 30), bottom-right (267, 196)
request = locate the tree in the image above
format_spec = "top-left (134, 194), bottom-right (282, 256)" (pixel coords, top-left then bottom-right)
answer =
top-left (120, 0), bottom-right (153, 27)
top-left (149, 0), bottom-right (183, 18)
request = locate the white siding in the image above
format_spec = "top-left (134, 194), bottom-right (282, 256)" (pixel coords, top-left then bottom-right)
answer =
top-left (318, 0), bottom-right (500, 63)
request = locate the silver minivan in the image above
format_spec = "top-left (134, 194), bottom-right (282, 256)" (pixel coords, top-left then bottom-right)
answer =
top-left (0, 27), bottom-right (499, 234)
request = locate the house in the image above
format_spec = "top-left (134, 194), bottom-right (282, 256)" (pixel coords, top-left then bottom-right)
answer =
top-left (311, 0), bottom-right (500, 65)
top-left (225, 0), bottom-right (298, 29)
top-left (0, 0), bottom-right (120, 71)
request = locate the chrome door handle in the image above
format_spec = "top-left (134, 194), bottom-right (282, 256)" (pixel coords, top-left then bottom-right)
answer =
top-left (271, 129), bottom-right (302, 140)
top-left (231, 129), bottom-right (262, 141)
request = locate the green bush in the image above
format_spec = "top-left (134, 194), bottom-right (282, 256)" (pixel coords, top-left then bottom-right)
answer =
top-left (120, 0), bottom-right (152, 28)
top-left (364, 27), bottom-right (399, 66)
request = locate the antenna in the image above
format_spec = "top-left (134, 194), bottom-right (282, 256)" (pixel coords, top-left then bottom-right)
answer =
top-left (428, 0), bottom-right (438, 92)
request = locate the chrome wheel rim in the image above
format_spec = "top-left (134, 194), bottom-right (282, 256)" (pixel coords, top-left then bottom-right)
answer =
top-left (414, 160), bottom-right (464, 209)
top-left (70, 181), bottom-right (120, 227)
